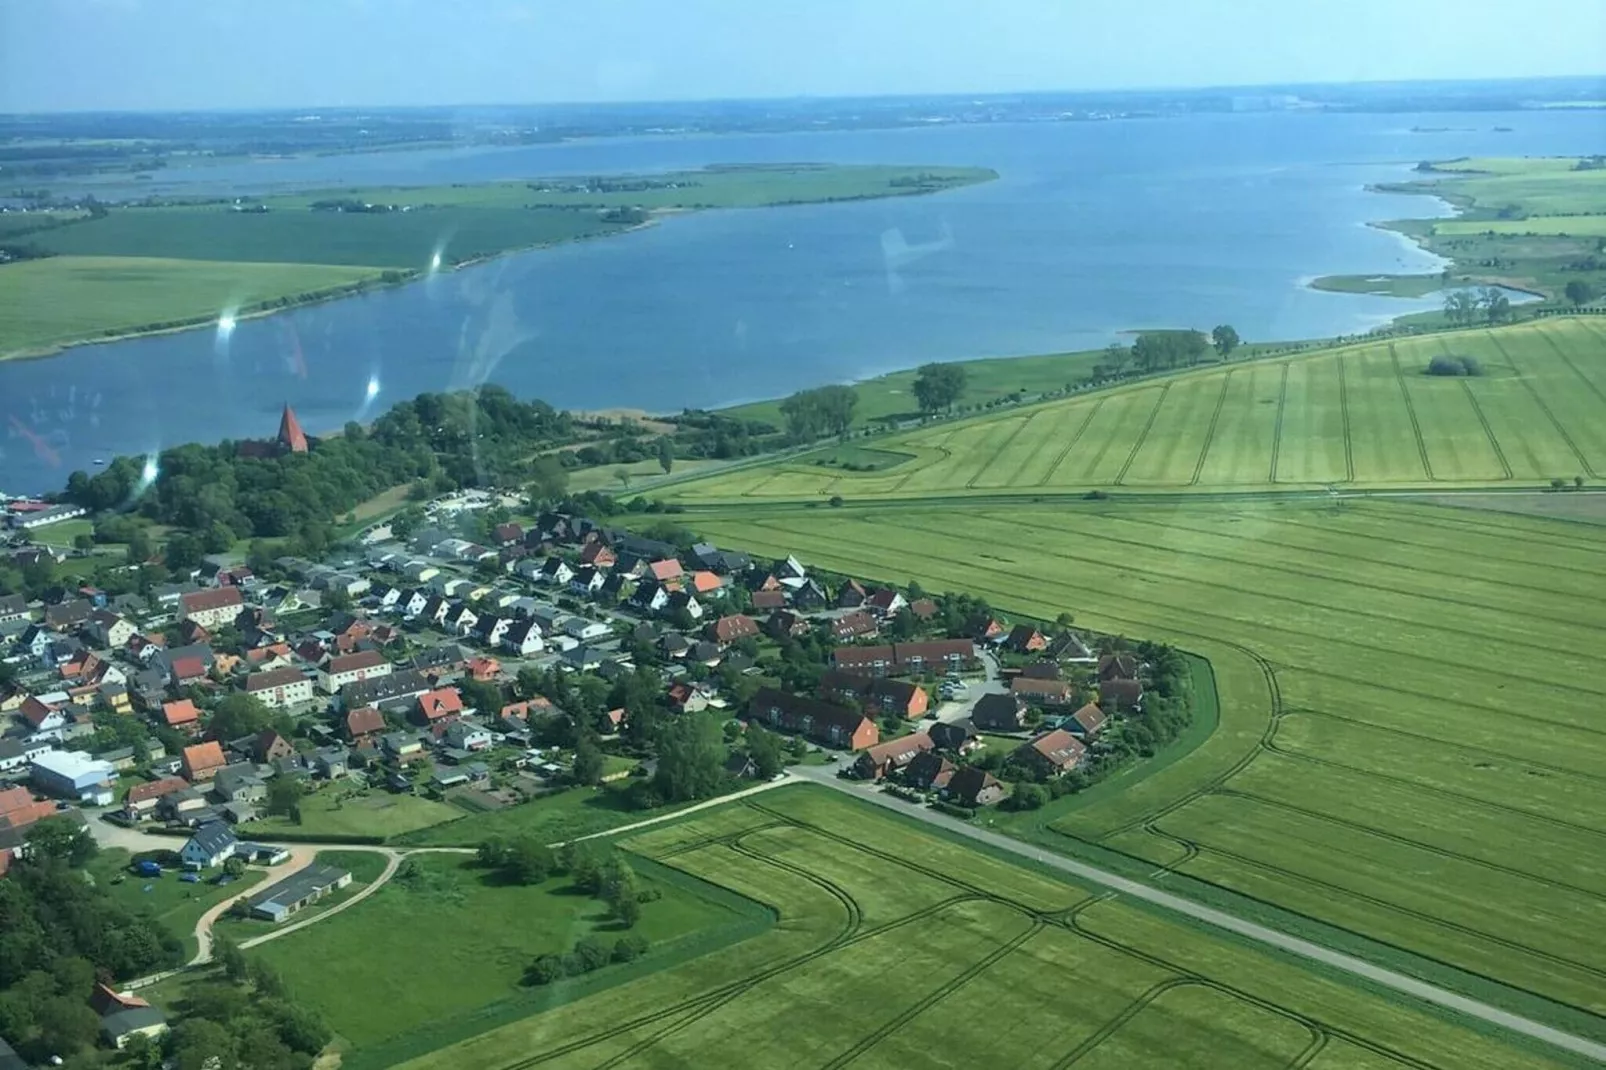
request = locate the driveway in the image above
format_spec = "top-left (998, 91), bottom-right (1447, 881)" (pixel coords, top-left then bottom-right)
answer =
top-left (785, 764), bottom-right (1606, 1065)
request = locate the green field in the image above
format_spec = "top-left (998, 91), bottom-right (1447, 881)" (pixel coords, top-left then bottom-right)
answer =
top-left (0, 255), bottom-right (383, 355)
top-left (663, 318), bottom-right (1606, 501)
top-left (250, 851), bottom-right (758, 1064)
top-left (240, 784), bottom-right (461, 840)
top-left (0, 164), bottom-right (993, 358)
top-left (397, 788), bottom-right (1580, 1070)
top-left (91, 848), bottom-right (266, 960)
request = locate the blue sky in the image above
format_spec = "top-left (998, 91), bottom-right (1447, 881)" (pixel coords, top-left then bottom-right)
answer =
top-left (3, 0), bottom-right (1603, 112)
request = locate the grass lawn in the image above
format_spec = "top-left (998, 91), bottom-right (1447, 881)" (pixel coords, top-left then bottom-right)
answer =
top-left (393, 783), bottom-right (662, 848)
top-left (25, 517), bottom-right (93, 547)
top-left (240, 785), bottom-right (460, 841)
top-left (396, 787), bottom-right (1578, 1070)
top-left (90, 848), bottom-right (267, 961)
top-left (250, 852), bottom-right (749, 1060)
top-left (0, 255), bottom-right (382, 357)
top-left (566, 455), bottom-right (719, 494)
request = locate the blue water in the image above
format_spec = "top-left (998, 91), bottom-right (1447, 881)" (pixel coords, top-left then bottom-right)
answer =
top-left (2, 109), bottom-right (1600, 493)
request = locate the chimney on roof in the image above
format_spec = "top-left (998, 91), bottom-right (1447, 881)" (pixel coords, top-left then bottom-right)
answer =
top-left (277, 404), bottom-right (309, 454)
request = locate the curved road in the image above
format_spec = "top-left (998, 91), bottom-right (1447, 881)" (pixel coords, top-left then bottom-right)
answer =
top-left (789, 765), bottom-right (1606, 1064)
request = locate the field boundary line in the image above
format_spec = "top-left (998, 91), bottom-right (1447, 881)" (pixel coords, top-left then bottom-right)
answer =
top-left (1336, 356), bottom-right (1356, 483)
top-left (1114, 383), bottom-right (1171, 485)
top-left (1457, 380), bottom-right (1513, 480)
top-left (1388, 344), bottom-right (1436, 481)
top-left (1482, 330), bottom-right (1599, 478)
top-left (1036, 400), bottom-right (1102, 486)
top-left (1541, 318), bottom-right (1606, 404)
top-left (1188, 370), bottom-right (1234, 487)
top-left (1049, 977), bottom-right (1199, 1068)
top-left (1269, 363), bottom-right (1289, 482)
top-left (1267, 511), bottom-right (1606, 581)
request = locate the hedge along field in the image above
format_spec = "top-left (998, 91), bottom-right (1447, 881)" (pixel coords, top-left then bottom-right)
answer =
top-left (397, 788), bottom-right (1580, 1070)
top-left (683, 499), bottom-right (1606, 1020)
top-left (663, 318), bottom-right (1606, 503)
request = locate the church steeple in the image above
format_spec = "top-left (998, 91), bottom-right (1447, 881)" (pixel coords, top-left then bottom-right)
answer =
top-left (277, 404), bottom-right (309, 454)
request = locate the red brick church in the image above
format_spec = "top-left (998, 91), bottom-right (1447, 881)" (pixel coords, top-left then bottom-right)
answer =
top-left (239, 404), bottom-right (311, 458)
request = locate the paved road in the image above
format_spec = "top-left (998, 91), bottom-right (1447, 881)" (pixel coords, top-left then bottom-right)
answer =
top-left (788, 765), bottom-right (1606, 1065)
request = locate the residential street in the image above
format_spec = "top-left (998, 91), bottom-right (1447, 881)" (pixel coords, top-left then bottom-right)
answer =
top-left (786, 764), bottom-right (1606, 1065)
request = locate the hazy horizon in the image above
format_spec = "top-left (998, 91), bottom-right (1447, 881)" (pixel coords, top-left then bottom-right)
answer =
top-left (4, 0), bottom-right (1604, 113)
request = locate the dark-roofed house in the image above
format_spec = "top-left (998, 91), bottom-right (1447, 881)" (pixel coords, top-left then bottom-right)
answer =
top-left (1098, 652), bottom-right (1140, 681)
top-left (832, 640), bottom-right (976, 677)
top-left (1100, 678), bottom-right (1145, 711)
top-left (852, 732), bottom-right (934, 780)
top-left (1015, 728), bottom-right (1086, 776)
top-left (1018, 662), bottom-right (1062, 681)
top-left (929, 718), bottom-right (980, 754)
top-left (1009, 677), bottom-right (1075, 707)
top-left (836, 579), bottom-right (867, 607)
top-left (247, 863), bottom-right (353, 922)
top-left (179, 821), bottom-right (237, 868)
top-left (178, 587), bottom-right (244, 629)
top-left (244, 666), bottom-right (313, 709)
top-left (44, 599), bottom-right (93, 632)
top-left (1006, 624), bottom-right (1048, 654)
top-left (340, 668), bottom-right (432, 712)
top-left (904, 750), bottom-right (957, 791)
top-left (828, 611), bottom-right (879, 641)
top-left (1066, 702), bottom-right (1109, 738)
top-left (765, 609), bottom-right (809, 640)
top-left (0, 593), bottom-right (28, 625)
top-left (970, 693), bottom-right (1028, 732)
top-left (944, 766), bottom-right (1005, 808)
top-left (818, 670), bottom-right (929, 719)
top-left (748, 688), bottom-right (878, 751)
top-left (344, 705), bottom-right (386, 743)
top-left (252, 730), bottom-right (295, 764)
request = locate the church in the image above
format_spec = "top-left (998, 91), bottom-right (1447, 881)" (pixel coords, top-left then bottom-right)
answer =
top-left (238, 404), bottom-right (311, 459)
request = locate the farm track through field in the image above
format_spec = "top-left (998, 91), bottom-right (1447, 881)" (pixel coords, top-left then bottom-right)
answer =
top-left (1340, 503), bottom-right (1606, 562)
top-left (1188, 373), bottom-right (1234, 487)
top-left (985, 512), bottom-right (1604, 654)
top-left (1389, 344), bottom-right (1437, 480)
top-left (1269, 364), bottom-right (1289, 482)
top-left (1539, 320), bottom-right (1606, 406)
top-left (968, 415), bottom-right (1034, 489)
top-left (1284, 706), bottom-right (1606, 786)
top-left (1033, 401), bottom-right (1101, 487)
top-left (874, 513), bottom-right (1606, 680)
top-left (1263, 722), bottom-right (1606, 835)
top-left (1163, 831), bottom-right (1606, 991)
top-left (1062, 509), bottom-right (1603, 608)
top-left (1048, 978), bottom-right (1201, 1068)
top-left (1337, 358), bottom-right (1356, 483)
top-left (1206, 785), bottom-right (1606, 902)
top-left (1459, 380), bottom-right (1514, 480)
top-left (1482, 331), bottom-right (1600, 478)
top-left (1115, 384), bottom-right (1171, 485)
top-left (1288, 1030), bottom-right (1334, 1070)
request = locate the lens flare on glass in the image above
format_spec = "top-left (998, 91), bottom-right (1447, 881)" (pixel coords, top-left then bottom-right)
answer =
top-left (366, 375), bottom-right (380, 400)
top-left (217, 309), bottom-right (238, 338)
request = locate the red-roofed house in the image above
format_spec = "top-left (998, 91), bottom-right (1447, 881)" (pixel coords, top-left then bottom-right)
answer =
top-left (181, 741), bottom-right (227, 782)
top-left (705, 614), bottom-right (759, 646)
top-left (317, 649), bottom-right (391, 695)
top-left (689, 571), bottom-right (724, 595)
top-left (1015, 729), bottom-right (1086, 776)
top-left (178, 587), bottom-right (244, 629)
top-left (414, 687), bottom-right (464, 727)
top-left (17, 695), bottom-right (66, 734)
top-left (579, 542), bottom-right (616, 568)
top-left (168, 657), bottom-right (209, 688)
top-left (122, 776), bottom-right (188, 821)
top-left (344, 706), bottom-right (386, 743)
top-left (852, 732), bottom-right (935, 780)
top-left (0, 785), bottom-right (58, 834)
top-left (1067, 702), bottom-right (1109, 738)
top-left (467, 656), bottom-right (502, 682)
top-left (160, 699), bottom-right (202, 735)
top-left (647, 559), bottom-right (684, 584)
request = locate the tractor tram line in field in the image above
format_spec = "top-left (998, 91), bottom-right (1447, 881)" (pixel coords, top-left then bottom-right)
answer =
top-left (1544, 319), bottom-right (1606, 402)
top-left (1457, 379), bottom-right (1514, 480)
top-left (1388, 344), bottom-right (1437, 481)
top-left (1341, 502), bottom-right (1606, 565)
top-left (1114, 383), bottom-right (1172, 486)
top-left (1482, 331), bottom-right (1600, 478)
top-left (1268, 363), bottom-right (1291, 483)
top-left (1336, 357), bottom-right (1357, 483)
top-left (1033, 399), bottom-right (1102, 487)
top-left (1187, 372), bottom-right (1235, 487)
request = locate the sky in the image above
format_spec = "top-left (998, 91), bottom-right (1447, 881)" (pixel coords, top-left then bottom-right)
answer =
top-left (3, 0), bottom-right (1604, 112)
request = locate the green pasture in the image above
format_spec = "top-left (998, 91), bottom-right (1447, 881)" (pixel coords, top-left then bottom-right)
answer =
top-left (0, 255), bottom-right (382, 357)
top-left (241, 785), bottom-right (461, 840)
top-left (397, 788), bottom-right (1581, 1070)
top-left (679, 499), bottom-right (1606, 1018)
top-left (661, 318), bottom-right (1606, 501)
top-left (90, 848), bottom-right (267, 961)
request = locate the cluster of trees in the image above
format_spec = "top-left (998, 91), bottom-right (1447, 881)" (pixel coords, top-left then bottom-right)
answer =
top-left (0, 827), bottom-right (185, 1062)
top-left (524, 933), bottom-right (651, 986)
top-left (1426, 354), bottom-right (1484, 377)
top-left (1442, 287), bottom-right (1512, 325)
top-left (1091, 327), bottom-right (1237, 382)
top-left (667, 411), bottom-right (787, 461)
top-left (912, 363), bottom-right (967, 413)
top-left (1565, 280), bottom-right (1599, 307)
top-left (172, 937), bottom-right (332, 1070)
top-left (62, 385), bottom-right (579, 555)
top-left (778, 384), bottom-right (858, 441)
top-left (476, 838), bottom-right (656, 947)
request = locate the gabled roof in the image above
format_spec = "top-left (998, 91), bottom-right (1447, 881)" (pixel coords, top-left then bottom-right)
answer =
top-left (181, 741), bottom-right (226, 777)
top-left (327, 650), bottom-right (388, 674)
top-left (417, 688), bottom-right (464, 721)
top-left (245, 666), bottom-right (306, 692)
top-left (1019, 728), bottom-right (1085, 771)
top-left (345, 706), bottom-right (385, 737)
top-left (946, 765), bottom-right (1002, 806)
top-left (179, 587), bottom-right (243, 615)
top-left (126, 776), bottom-right (189, 805)
top-left (161, 699), bottom-right (201, 727)
top-left (1068, 702), bottom-right (1108, 736)
top-left (648, 559), bottom-right (684, 582)
top-left (185, 820), bottom-right (236, 857)
top-left (1098, 652), bottom-right (1140, 681)
top-left (971, 692), bottom-right (1026, 729)
top-left (170, 656), bottom-right (207, 680)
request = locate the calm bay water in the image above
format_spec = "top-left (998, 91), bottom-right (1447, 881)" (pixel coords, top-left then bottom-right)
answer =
top-left (2, 109), bottom-right (1600, 493)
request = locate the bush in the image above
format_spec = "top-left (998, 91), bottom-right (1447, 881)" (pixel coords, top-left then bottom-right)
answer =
top-left (573, 936), bottom-right (612, 972)
top-left (828, 495), bottom-right (845, 508)
top-left (931, 801), bottom-right (976, 820)
top-left (613, 933), bottom-right (651, 962)
top-left (1426, 354), bottom-right (1482, 377)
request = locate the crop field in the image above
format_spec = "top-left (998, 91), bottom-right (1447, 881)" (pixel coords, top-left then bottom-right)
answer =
top-left (678, 499), bottom-right (1606, 1027)
top-left (663, 318), bottom-right (1606, 501)
top-left (398, 788), bottom-right (1580, 1070)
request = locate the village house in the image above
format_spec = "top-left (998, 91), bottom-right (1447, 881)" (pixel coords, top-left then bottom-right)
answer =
top-left (343, 706), bottom-right (386, 744)
top-left (245, 667), bottom-right (314, 709)
top-left (818, 670), bottom-right (930, 719)
top-left (247, 864), bottom-right (352, 922)
top-left (749, 589), bottom-right (786, 612)
top-left (383, 732), bottom-right (426, 762)
top-left (765, 609), bottom-right (810, 641)
top-left (579, 541), bottom-right (616, 568)
top-left (0, 593), bottom-right (29, 625)
top-left (212, 766), bottom-right (266, 804)
top-left (706, 614), bottom-right (759, 646)
top-left (970, 693), bottom-right (1028, 732)
top-left (863, 588), bottom-right (907, 618)
top-left (181, 740), bottom-right (227, 782)
top-left (501, 619), bottom-right (545, 656)
top-left (1009, 676), bottom-right (1075, 707)
top-left (317, 649), bottom-right (392, 695)
top-left (1100, 678), bottom-right (1145, 711)
top-left (177, 588), bottom-right (244, 630)
top-left (1005, 624), bottom-right (1048, 654)
top-left (835, 579), bottom-right (867, 608)
top-left (748, 687), bottom-right (878, 751)
top-left (252, 730), bottom-right (295, 764)
top-left (84, 610), bottom-right (137, 650)
top-left (828, 610), bottom-right (880, 641)
top-left (414, 687), bottom-right (464, 729)
top-left (1066, 702), bottom-right (1109, 739)
top-left (903, 750), bottom-right (957, 791)
top-left (1099, 652), bottom-right (1140, 681)
top-left (444, 720), bottom-right (493, 751)
top-left (1014, 728), bottom-right (1087, 776)
top-left (944, 766), bottom-right (1006, 808)
top-left (832, 639), bottom-right (977, 677)
top-left (179, 822), bottom-right (237, 869)
top-left (122, 776), bottom-right (188, 822)
top-left (341, 668), bottom-right (433, 713)
top-left (852, 732), bottom-right (935, 780)
top-left (158, 699), bottom-right (202, 736)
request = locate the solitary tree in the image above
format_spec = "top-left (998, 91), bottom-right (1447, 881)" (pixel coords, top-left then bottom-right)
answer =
top-left (656, 438), bottom-right (674, 475)
top-left (613, 467), bottom-right (632, 491)
top-left (1443, 289), bottom-right (1481, 325)
top-left (1211, 324), bottom-right (1241, 358)
top-left (1565, 280), bottom-right (1598, 307)
top-left (912, 363), bottom-right (967, 413)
